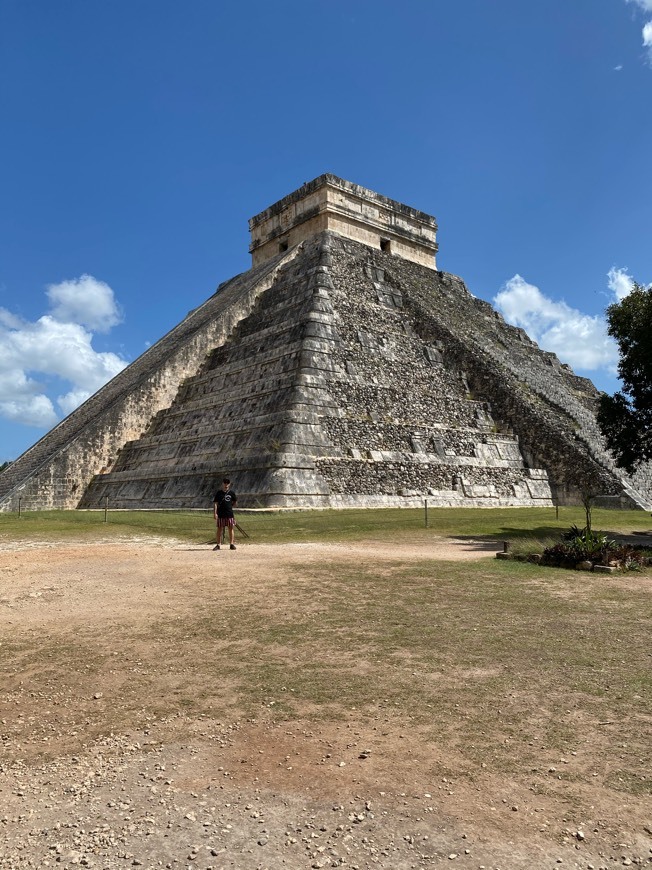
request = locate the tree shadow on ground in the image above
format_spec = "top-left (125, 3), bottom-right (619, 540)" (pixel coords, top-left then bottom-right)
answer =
top-left (451, 526), bottom-right (652, 548)
top-left (450, 526), bottom-right (559, 542)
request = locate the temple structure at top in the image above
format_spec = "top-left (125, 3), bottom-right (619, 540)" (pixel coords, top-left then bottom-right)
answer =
top-left (248, 174), bottom-right (439, 269)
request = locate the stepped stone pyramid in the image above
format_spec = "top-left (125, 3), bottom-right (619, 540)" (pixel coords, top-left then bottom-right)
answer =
top-left (1, 175), bottom-right (650, 512)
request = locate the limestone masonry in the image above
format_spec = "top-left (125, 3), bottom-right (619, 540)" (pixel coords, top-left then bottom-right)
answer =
top-left (249, 175), bottom-right (438, 270)
top-left (0, 175), bottom-right (650, 512)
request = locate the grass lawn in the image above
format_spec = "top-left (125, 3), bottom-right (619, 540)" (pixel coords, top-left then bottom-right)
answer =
top-left (0, 505), bottom-right (650, 546)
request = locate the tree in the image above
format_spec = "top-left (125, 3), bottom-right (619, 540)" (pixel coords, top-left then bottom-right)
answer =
top-left (597, 282), bottom-right (652, 474)
top-left (580, 486), bottom-right (595, 534)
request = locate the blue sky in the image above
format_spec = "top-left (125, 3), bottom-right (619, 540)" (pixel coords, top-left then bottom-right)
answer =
top-left (1, 0), bottom-right (651, 463)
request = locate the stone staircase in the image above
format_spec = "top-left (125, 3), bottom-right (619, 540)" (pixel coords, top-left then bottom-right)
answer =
top-left (0, 249), bottom-right (300, 511)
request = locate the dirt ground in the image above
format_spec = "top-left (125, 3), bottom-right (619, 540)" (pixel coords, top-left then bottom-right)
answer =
top-left (0, 536), bottom-right (650, 870)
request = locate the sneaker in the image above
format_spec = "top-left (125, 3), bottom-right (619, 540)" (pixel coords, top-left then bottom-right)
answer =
top-left (230, 543), bottom-right (236, 550)
top-left (213, 544), bottom-right (220, 551)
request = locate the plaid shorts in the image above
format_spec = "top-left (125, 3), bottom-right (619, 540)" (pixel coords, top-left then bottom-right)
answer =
top-left (216, 516), bottom-right (235, 528)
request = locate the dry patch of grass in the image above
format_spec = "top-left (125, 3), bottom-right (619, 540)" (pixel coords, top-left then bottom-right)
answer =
top-left (2, 551), bottom-right (650, 801)
top-left (214, 558), bottom-right (652, 786)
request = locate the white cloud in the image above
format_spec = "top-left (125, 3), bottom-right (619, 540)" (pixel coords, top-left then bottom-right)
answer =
top-left (0, 395), bottom-right (57, 428)
top-left (0, 275), bottom-right (127, 429)
top-left (494, 275), bottom-right (619, 372)
top-left (643, 20), bottom-right (652, 45)
top-left (0, 368), bottom-right (55, 429)
top-left (46, 274), bottom-right (122, 332)
top-left (57, 388), bottom-right (96, 418)
top-left (7, 316), bottom-right (125, 393)
top-left (0, 308), bottom-right (24, 329)
top-left (607, 266), bottom-right (635, 301)
top-left (626, 0), bottom-right (652, 12)
top-left (0, 368), bottom-right (45, 403)
top-left (624, 1), bottom-right (652, 60)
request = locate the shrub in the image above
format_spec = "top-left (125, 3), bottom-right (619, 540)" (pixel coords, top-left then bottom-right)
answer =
top-left (540, 541), bottom-right (578, 569)
top-left (540, 526), bottom-right (652, 571)
top-left (542, 526), bottom-right (616, 568)
top-left (609, 544), bottom-right (650, 571)
top-left (564, 527), bottom-right (616, 562)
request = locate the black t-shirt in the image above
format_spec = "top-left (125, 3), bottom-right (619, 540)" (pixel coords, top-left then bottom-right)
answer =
top-left (214, 489), bottom-right (237, 518)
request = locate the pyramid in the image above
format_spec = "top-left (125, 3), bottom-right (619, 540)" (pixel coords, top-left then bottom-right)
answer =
top-left (1, 175), bottom-right (650, 512)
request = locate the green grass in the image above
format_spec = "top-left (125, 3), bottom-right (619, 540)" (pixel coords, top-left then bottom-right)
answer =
top-left (0, 505), bottom-right (650, 545)
top-left (504, 534), bottom-right (560, 556)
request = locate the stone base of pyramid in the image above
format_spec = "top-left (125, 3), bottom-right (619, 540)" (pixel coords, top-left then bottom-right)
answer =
top-left (79, 461), bottom-right (554, 511)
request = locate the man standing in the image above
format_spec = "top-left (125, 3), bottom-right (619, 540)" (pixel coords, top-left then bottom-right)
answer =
top-left (213, 478), bottom-right (237, 551)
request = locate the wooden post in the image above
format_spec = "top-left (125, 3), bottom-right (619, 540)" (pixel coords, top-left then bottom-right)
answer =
top-left (104, 496), bottom-right (108, 523)
top-left (425, 498), bottom-right (428, 528)
top-left (18, 497), bottom-right (21, 517)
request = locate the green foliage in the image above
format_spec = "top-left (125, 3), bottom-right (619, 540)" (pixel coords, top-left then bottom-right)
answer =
top-left (565, 527), bottom-right (615, 561)
top-left (543, 524), bottom-right (651, 570)
top-left (563, 524), bottom-right (612, 548)
top-left (597, 282), bottom-right (652, 473)
top-left (579, 488), bottom-right (595, 533)
top-left (562, 523), bottom-right (584, 540)
top-left (544, 525), bottom-right (616, 566)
